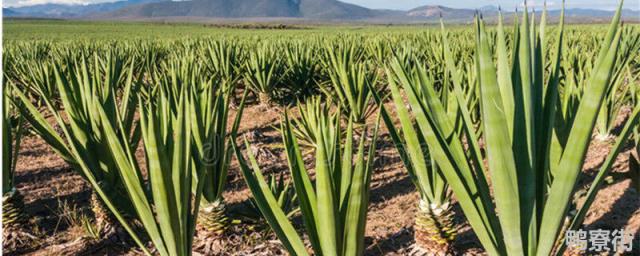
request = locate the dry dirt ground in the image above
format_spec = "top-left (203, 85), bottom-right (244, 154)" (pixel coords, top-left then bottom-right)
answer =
top-left (8, 102), bottom-right (640, 256)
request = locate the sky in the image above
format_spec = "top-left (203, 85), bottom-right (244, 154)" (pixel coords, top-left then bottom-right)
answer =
top-left (4, 0), bottom-right (639, 10)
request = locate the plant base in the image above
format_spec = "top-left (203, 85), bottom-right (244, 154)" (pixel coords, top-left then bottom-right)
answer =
top-left (258, 92), bottom-right (273, 109)
top-left (196, 200), bottom-right (230, 255)
top-left (3, 189), bottom-right (37, 254)
top-left (90, 191), bottom-right (118, 238)
top-left (413, 200), bottom-right (456, 255)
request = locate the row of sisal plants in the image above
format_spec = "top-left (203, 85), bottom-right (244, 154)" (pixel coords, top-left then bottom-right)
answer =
top-left (4, 24), bottom-right (633, 109)
top-left (374, 2), bottom-right (638, 255)
top-left (3, 1), bottom-right (639, 255)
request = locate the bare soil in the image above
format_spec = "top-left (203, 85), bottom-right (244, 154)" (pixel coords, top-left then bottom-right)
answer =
top-left (9, 103), bottom-right (640, 255)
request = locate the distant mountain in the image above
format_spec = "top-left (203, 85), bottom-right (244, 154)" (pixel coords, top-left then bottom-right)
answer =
top-left (99, 0), bottom-right (392, 20)
top-left (102, 0), bottom-right (296, 18)
top-left (407, 4), bottom-right (639, 23)
top-left (298, 0), bottom-right (390, 19)
top-left (4, 0), bottom-right (166, 18)
top-left (3, 8), bottom-right (19, 16)
top-left (3, 0), bottom-right (639, 23)
top-left (549, 8), bottom-right (640, 18)
top-left (407, 5), bottom-right (478, 19)
top-left (478, 5), bottom-right (499, 12)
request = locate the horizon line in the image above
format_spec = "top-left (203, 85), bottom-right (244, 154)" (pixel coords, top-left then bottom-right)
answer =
top-left (3, 0), bottom-right (639, 12)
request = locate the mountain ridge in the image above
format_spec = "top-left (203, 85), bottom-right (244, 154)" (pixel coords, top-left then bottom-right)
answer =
top-left (97, 0), bottom-right (389, 20)
top-left (4, 0), bottom-right (165, 18)
top-left (4, 0), bottom-right (639, 23)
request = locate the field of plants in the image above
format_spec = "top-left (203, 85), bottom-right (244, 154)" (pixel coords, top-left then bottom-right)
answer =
top-left (2, 4), bottom-right (640, 256)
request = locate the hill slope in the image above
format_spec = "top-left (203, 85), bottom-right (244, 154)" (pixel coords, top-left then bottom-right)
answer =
top-left (101, 0), bottom-right (392, 19)
top-left (407, 5), bottom-right (478, 19)
top-left (408, 4), bottom-right (639, 21)
top-left (4, 0), bottom-right (639, 22)
top-left (4, 0), bottom-right (165, 18)
top-left (105, 0), bottom-right (299, 18)
top-left (3, 8), bottom-right (19, 16)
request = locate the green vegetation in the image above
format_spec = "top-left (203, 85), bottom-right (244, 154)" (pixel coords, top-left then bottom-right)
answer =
top-left (3, 2), bottom-right (639, 255)
top-left (383, 4), bottom-right (639, 255)
top-left (3, 19), bottom-right (449, 41)
top-left (233, 110), bottom-right (379, 256)
top-left (2, 80), bottom-right (34, 254)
